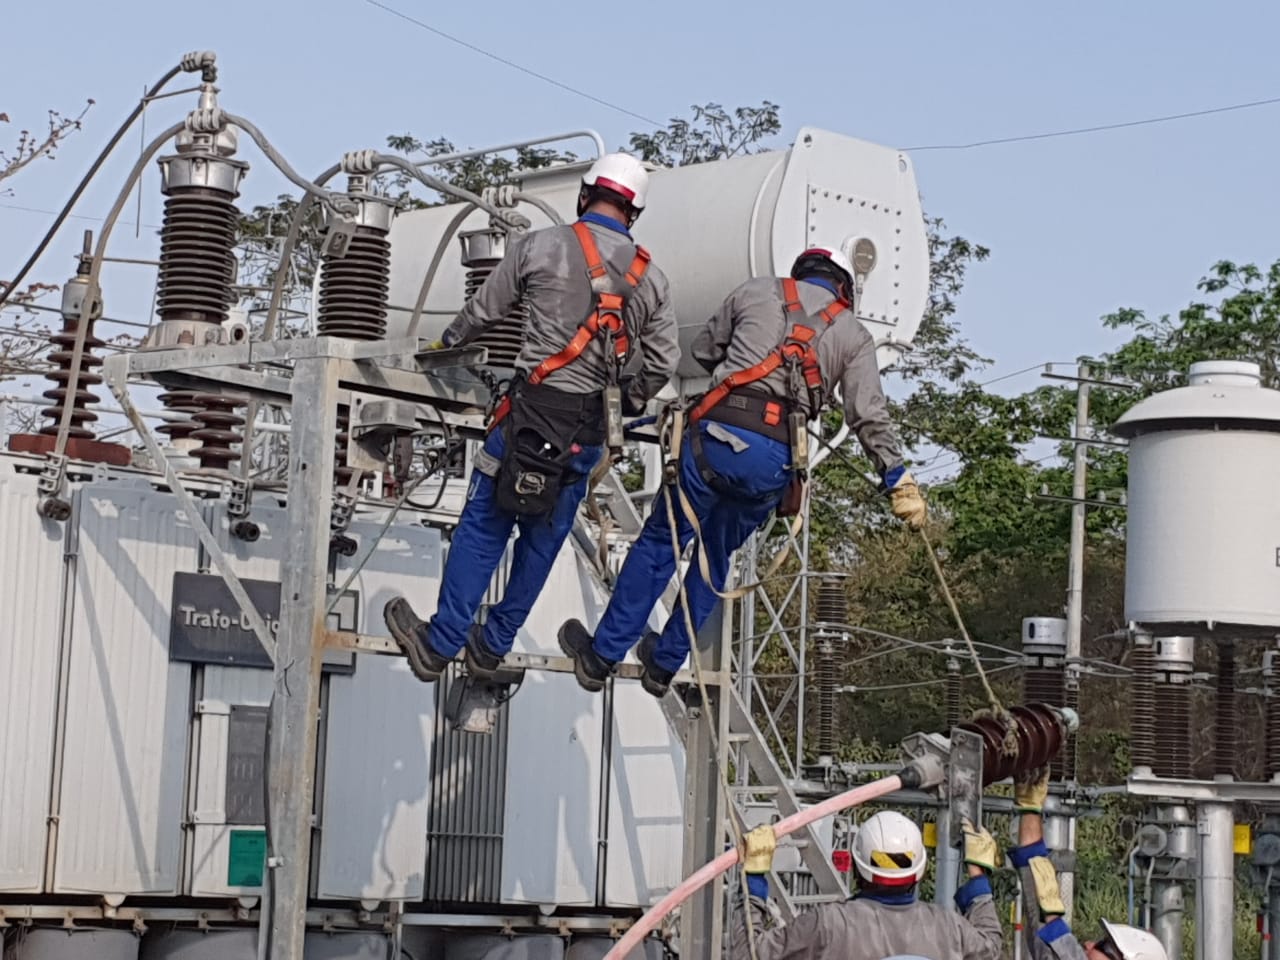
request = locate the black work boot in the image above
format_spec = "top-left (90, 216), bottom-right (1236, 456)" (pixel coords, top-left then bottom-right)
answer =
top-left (383, 597), bottom-right (452, 682)
top-left (464, 624), bottom-right (504, 680)
top-left (558, 619), bottom-right (614, 693)
top-left (636, 631), bottom-right (675, 699)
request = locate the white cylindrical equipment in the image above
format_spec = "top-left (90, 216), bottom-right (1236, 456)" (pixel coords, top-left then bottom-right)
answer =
top-left (384, 127), bottom-right (930, 386)
top-left (1114, 361), bottom-right (1280, 634)
top-left (1196, 797), bottom-right (1236, 960)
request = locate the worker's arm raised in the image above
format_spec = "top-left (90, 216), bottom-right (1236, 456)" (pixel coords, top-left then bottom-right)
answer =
top-left (1011, 769), bottom-right (1089, 960)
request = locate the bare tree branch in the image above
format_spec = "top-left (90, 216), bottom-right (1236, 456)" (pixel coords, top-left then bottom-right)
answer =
top-left (0, 99), bottom-right (94, 193)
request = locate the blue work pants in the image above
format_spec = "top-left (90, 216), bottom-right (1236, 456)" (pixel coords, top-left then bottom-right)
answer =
top-left (593, 422), bottom-right (791, 673)
top-left (429, 428), bottom-right (603, 657)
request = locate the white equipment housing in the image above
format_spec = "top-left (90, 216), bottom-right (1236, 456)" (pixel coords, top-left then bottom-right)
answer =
top-left (1115, 360), bottom-right (1280, 633)
top-left (385, 127), bottom-right (930, 385)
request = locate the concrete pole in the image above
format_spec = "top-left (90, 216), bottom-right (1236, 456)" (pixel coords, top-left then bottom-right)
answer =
top-left (1060, 362), bottom-right (1091, 919)
top-left (933, 815), bottom-right (959, 910)
top-left (1196, 798), bottom-right (1236, 960)
top-left (1150, 880), bottom-right (1185, 960)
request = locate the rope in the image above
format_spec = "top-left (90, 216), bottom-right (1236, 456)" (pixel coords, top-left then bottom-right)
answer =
top-left (658, 475), bottom-right (761, 960)
top-left (919, 526), bottom-right (1007, 722)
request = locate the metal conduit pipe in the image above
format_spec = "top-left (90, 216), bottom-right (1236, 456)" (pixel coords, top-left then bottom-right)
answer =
top-left (1197, 798), bottom-right (1236, 960)
top-left (413, 129), bottom-right (606, 168)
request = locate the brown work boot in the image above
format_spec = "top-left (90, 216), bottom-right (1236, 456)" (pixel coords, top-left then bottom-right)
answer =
top-left (383, 597), bottom-right (451, 682)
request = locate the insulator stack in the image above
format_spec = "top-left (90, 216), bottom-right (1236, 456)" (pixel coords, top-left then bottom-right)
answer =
top-left (1152, 636), bottom-right (1194, 779)
top-left (945, 656), bottom-right (962, 729)
top-left (815, 579), bottom-right (848, 629)
top-left (460, 228), bottom-right (527, 367)
top-left (316, 230), bottom-right (391, 339)
top-left (1259, 655), bottom-right (1280, 783)
top-left (1130, 635), bottom-right (1157, 771)
top-left (816, 642), bottom-right (836, 758)
top-left (956, 702), bottom-right (1075, 784)
top-left (156, 391), bottom-right (202, 442)
top-left (156, 191), bottom-right (239, 325)
top-left (1061, 682), bottom-right (1079, 781)
top-left (812, 577), bottom-right (846, 762)
top-left (1215, 642), bottom-right (1236, 778)
top-left (38, 310), bottom-right (104, 440)
top-left (1021, 618), bottom-right (1068, 778)
top-left (7, 230), bottom-right (131, 467)
top-left (189, 393), bottom-right (245, 470)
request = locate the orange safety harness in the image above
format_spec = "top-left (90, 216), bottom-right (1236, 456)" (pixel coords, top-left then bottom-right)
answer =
top-left (689, 277), bottom-right (850, 427)
top-left (489, 220), bottom-right (651, 429)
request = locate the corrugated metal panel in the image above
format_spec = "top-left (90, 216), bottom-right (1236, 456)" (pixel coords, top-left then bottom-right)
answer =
top-left (425, 665), bottom-right (508, 903)
top-left (54, 484), bottom-right (197, 894)
top-left (425, 544), bottom-right (512, 904)
top-left (318, 518), bottom-right (441, 901)
top-left (501, 548), bottom-right (604, 907)
top-left (0, 465), bottom-right (67, 892)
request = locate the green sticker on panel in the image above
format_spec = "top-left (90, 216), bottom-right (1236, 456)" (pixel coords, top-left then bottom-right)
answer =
top-left (228, 829), bottom-right (267, 887)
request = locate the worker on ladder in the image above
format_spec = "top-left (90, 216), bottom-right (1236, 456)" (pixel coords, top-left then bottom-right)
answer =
top-left (1011, 769), bottom-right (1168, 960)
top-left (559, 246), bottom-right (926, 696)
top-left (384, 153), bottom-right (678, 684)
top-left (729, 810), bottom-right (1005, 959)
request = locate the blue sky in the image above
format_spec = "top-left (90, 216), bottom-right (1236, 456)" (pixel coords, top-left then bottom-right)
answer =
top-left (3, 0), bottom-right (1279, 402)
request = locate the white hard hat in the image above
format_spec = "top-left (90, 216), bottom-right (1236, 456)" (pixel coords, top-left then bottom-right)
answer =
top-left (851, 811), bottom-right (927, 886)
top-left (791, 245), bottom-right (856, 291)
top-left (1099, 921), bottom-right (1169, 960)
top-left (582, 153), bottom-right (649, 211)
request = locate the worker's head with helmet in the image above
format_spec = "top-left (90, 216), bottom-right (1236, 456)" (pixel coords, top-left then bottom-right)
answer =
top-left (790, 245), bottom-right (856, 304)
top-left (578, 153), bottom-right (649, 227)
top-left (1084, 920), bottom-right (1168, 960)
top-left (851, 810), bottom-right (928, 893)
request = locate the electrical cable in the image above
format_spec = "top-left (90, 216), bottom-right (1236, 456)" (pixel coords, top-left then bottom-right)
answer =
top-left (262, 163), bottom-right (340, 339)
top-left (406, 202), bottom-right (476, 338)
top-left (363, 0), bottom-right (661, 127)
top-left (0, 56), bottom-right (199, 313)
top-left (902, 94), bottom-right (1280, 152)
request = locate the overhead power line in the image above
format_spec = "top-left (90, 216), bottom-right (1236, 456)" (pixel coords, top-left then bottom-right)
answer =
top-left (903, 95), bottom-right (1280, 152)
top-left (364, 0), bottom-right (662, 127)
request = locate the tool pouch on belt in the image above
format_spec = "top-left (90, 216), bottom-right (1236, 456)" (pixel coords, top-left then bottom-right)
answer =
top-left (494, 419), bottom-right (574, 516)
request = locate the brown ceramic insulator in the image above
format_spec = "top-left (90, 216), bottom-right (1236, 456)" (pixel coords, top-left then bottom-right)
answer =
top-left (957, 703), bottom-right (1068, 785)
top-left (317, 228), bottom-right (391, 341)
top-left (156, 190), bottom-right (238, 324)
top-left (1153, 682), bottom-right (1193, 779)
top-left (189, 393), bottom-right (245, 470)
top-left (464, 264), bottom-right (527, 367)
top-left (37, 314), bottom-right (105, 440)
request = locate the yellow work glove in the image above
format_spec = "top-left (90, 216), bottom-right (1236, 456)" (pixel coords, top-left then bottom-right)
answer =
top-left (1029, 857), bottom-right (1066, 916)
top-left (1015, 767), bottom-right (1051, 813)
top-left (961, 818), bottom-right (999, 871)
top-left (742, 825), bottom-right (777, 875)
top-left (424, 339), bottom-right (446, 350)
top-left (888, 472), bottom-right (927, 530)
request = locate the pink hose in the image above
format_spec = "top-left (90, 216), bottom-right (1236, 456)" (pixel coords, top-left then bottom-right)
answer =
top-left (604, 774), bottom-right (905, 960)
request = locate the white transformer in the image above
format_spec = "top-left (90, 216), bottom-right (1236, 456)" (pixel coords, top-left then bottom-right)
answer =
top-left (1113, 360), bottom-right (1280, 633)
top-left (385, 127), bottom-right (931, 386)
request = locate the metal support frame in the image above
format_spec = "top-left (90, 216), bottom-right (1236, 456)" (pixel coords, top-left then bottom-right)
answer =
top-left (1197, 797), bottom-right (1235, 960)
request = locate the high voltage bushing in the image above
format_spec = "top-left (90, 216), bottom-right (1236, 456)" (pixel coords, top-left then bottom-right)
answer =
top-left (1152, 636), bottom-right (1194, 779)
top-left (459, 227), bottom-right (527, 367)
top-left (147, 87), bottom-right (248, 454)
top-left (7, 231), bottom-right (131, 467)
top-left (1022, 617), bottom-right (1068, 778)
top-left (1130, 632), bottom-right (1157, 771)
top-left (945, 644), bottom-right (962, 730)
top-left (1216, 641), bottom-right (1237, 778)
top-left (956, 702), bottom-right (1078, 784)
top-left (316, 172), bottom-right (397, 340)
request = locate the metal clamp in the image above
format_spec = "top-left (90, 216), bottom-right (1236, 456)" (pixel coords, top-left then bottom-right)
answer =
top-left (36, 452), bottom-right (71, 522)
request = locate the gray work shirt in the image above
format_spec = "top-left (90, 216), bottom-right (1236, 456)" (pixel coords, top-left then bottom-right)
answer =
top-left (730, 878), bottom-right (1005, 960)
top-left (690, 276), bottom-right (904, 476)
top-left (443, 219), bottom-right (678, 405)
